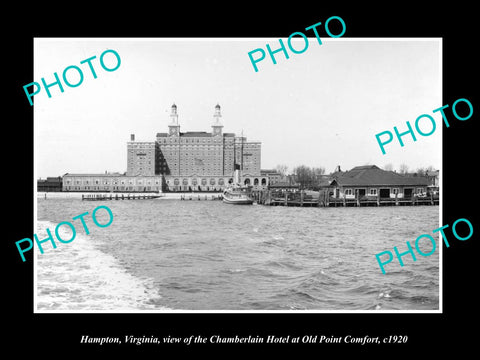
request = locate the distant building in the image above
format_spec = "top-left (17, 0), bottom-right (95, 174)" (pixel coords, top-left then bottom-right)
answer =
top-left (37, 177), bottom-right (63, 192)
top-left (268, 181), bottom-right (300, 191)
top-left (126, 135), bottom-right (156, 176)
top-left (62, 173), bottom-right (164, 192)
top-left (425, 170), bottom-right (439, 187)
top-left (261, 169), bottom-right (282, 185)
top-left (329, 165), bottom-right (430, 199)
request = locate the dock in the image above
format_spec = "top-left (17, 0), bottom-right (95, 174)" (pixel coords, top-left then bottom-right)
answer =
top-left (251, 190), bottom-right (439, 207)
top-left (82, 193), bottom-right (162, 201)
top-left (180, 194), bottom-right (223, 201)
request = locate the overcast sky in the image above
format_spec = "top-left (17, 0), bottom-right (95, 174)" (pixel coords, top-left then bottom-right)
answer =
top-left (34, 38), bottom-right (441, 178)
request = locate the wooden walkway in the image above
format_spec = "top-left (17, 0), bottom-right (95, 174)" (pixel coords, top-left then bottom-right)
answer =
top-left (251, 190), bottom-right (439, 207)
top-left (180, 194), bottom-right (223, 201)
top-left (82, 194), bottom-right (161, 201)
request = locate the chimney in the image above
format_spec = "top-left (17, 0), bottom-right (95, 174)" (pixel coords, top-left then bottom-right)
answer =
top-left (131, 134), bottom-right (135, 141)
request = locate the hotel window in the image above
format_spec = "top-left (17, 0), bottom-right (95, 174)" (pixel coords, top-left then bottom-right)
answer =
top-left (369, 188), bottom-right (377, 196)
top-left (344, 189), bottom-right (353, 195)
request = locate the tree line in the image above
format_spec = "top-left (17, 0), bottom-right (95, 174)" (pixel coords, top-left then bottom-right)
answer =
top-left (275, 164), bottom-right (326, 189)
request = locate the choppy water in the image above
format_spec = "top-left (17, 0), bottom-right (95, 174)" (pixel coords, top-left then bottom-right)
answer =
top-left (36, 198), bottom-right (440, 311)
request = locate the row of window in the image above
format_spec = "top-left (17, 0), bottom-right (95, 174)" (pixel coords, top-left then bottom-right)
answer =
top-left (128, 162), bottom-right (153, 165)
top-left (159, 138), bottom-right (224, 144)
top-left (161, 141), bottom-right (223, 145)
top-left (167, 178), bottom-right (268, 186)
top-left (343, 187), bottom-right (425, 195)
top-left (160, 153), bottom-right (225, 158)
top-left (65, 179), bottom-right (161, 185)
top-left (128, 145), bottom-right (155, 149)
top-left (65, 186), bottom-right (161, 191)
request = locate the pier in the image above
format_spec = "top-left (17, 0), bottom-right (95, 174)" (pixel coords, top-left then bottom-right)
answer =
top-left (180, 194), bottom-right (223, 201)
top-left (251, 190), bottom-right (439, 207)
top-left (82, 193), bottom-right (161, 201)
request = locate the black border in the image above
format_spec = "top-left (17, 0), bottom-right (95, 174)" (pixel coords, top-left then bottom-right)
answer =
top-left (6, 3), bottom-right (478, 355)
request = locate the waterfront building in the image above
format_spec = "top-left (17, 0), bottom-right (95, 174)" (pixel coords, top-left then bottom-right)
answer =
top-left (37, 177), bottom-right (63, 192)
top-left (141, 103), bottom-right (267, 191)
top-left (155, 104), bottom-right (261, 177)
top-left (62, 173), bottom-right (164, 192)
top-left (329, 165), bottom-right (430, 199)
top-left (260, 169), bottom-right (283, 185)
top-left (61, 104), bottom-right (267, 192)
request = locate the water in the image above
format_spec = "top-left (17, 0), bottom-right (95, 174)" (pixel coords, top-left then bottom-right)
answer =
top-left (36, 198), bottom-right (440, 311)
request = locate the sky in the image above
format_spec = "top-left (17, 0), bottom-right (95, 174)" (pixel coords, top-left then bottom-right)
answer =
top-left (34, 38), bottom-right (441, 178)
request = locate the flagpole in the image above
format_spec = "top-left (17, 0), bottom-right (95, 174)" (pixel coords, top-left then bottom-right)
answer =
top-left (241, 129), bottom-right (244, 171)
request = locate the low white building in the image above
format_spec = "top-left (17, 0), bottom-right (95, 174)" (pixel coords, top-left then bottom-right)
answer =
top-left (62, 173), bottom-right (164, 192)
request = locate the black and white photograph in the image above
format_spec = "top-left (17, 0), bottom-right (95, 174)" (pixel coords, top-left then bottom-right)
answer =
top-left (6, 4), bottom-right (478, 356)
top-left (33, 37), bottom-right (441, 312)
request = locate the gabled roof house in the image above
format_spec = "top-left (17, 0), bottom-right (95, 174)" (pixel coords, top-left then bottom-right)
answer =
top-left (330, 165), bottom-right (430, 199)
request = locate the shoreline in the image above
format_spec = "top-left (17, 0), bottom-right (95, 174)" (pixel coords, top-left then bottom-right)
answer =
top-left (37, 192), bottom-right (223, 200)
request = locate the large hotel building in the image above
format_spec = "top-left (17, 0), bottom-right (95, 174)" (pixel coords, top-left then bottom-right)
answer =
top-left (63, 104), bottom-right (268, 192)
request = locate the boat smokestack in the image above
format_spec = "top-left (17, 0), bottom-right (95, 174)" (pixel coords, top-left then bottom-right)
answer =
top-left (234, 169), bottom-right (241, 185)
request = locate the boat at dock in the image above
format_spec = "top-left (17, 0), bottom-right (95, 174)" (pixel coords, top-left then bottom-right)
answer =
top-left (222, 184), bottom-right (254, 205)
top-left (222, 168), bottom-right (254, 205)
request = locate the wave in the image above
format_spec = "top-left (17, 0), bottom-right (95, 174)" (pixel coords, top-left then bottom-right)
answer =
top-left (35, 220), bottom-right (168, 312)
